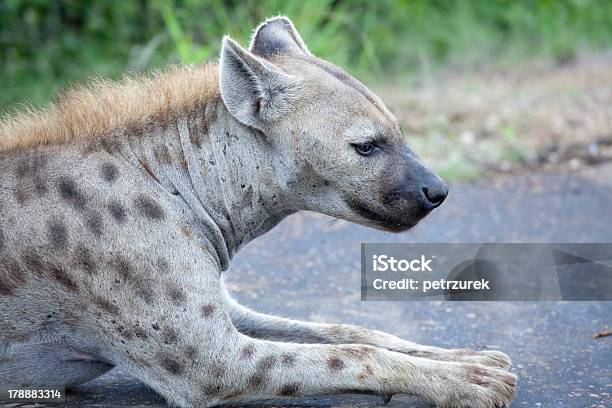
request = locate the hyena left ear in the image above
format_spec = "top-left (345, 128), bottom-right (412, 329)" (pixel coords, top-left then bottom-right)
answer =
top-left (219, 36), bottom-right (301, 130)
top-left (249, 16), bottom-right (311, 58)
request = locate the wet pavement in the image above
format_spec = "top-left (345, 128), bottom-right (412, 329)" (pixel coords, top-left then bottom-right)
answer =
top-left (47, 165), bottom-right (612, 407)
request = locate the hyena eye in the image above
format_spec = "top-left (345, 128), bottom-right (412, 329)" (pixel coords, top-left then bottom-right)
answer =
top-left (353, 142), bottom-right (377, 156)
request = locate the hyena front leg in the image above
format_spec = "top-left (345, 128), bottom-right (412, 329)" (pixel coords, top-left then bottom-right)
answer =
top-left (101, 273), bottom-right (515, 407)
top-left (125, 328), bottom-right (516, 408)
top-left (219, 335), bottom-right (516, 408)
top-left (225, 291), bottom-right (511, 369)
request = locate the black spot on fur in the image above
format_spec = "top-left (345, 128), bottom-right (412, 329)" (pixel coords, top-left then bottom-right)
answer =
top-left (101, 136), bottom-right (123, 154)
top-left (48, 220), bottom-right (68, 250)
top-left (240, 344), bottom-right (255, 360)
top-left (210, 362), bottom-right (225, 378)
top-left (75, 244), bottom-right (97, 274)
top-left (118, 326), bottom-right (134, 340)
top-left (248, 373), bottom-right (264, 388)
top-left (108, 202), bottom-right (127, 224)
top-left (327, 356), bottom-right (345, 372)
top-left (111, 256), bottom-right (133, 280)
top-left (58, 177), bottom-right (87, 211)
top-left (201, 382), bottom-right (223, 397)
top-left (83, 140), bottom-right (103, 154)
top-left (134, 327), bottom-right (148, 339)
top-left (22, 250), bottom-right (44, 276)
top-left (200, 303), bottom-right (215, 318)
top-left (165, 283), bottom-right (185, 305)
top-left (124, 331), bottom-right (135, 340)
top-left (34, 178), bottom-right (48, 196)
top-left (161, 327), bottom-right (179, 344)
top-left (93, 296), bottom-right (120, 316)
top-left (281, 353), bottom-right (297, 366)
top-left (158, 353), bottom-right (183, 375)
top-left (185, 345), bottom-right (198, 360)
top-left (101, 162), bottom-right (119, 183)
top-left (257, 355), bottom-right (277, 372)
top-left (13, 153), bottom-right (48, 203)
top-left (135, 283), bottom-right (155, 304)
top-left (248, 355), bottom-right (276, 388)
top-left (85, 211), bottom-right (103, 237)
top-left (13, 186), bottom-right (30, 204)
top-left (0, 259), bottom-right (26, 296)
top-left (279, 383), bottom-right (300, 397)
top-left (134, 195), bottom-right (165, 220)
top-left (50, 266), bottom-right (78, 292)
top-left (151, 322), bottom-right (160, 331)
top-left (15, 157), bottom-right (36, 178)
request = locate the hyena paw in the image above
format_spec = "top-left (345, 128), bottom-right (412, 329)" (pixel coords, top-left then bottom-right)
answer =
top-left (432, 363), bottom-right (518, 408)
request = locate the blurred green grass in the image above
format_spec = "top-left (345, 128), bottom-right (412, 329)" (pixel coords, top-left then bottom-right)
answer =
top-left (2, 0), bottom-right (612, 113)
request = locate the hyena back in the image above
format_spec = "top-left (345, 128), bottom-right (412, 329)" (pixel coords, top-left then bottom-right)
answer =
top-left (0, 17), bottom-right (516, 408)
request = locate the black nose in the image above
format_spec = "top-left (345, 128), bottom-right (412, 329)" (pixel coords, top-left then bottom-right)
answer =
top-left (422, 183), bottom-right (448, 209)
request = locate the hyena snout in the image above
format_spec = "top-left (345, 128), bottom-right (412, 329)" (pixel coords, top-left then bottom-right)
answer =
top-left (420, 176), bottom-right (448, 209)
top-left (386, 164), bottom-right (448, 212)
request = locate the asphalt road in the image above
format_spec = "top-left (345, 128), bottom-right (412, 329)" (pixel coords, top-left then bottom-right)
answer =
top-left (24, 165), bottom-right (612, 408)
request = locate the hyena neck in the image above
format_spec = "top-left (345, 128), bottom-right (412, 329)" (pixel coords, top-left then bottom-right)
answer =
top-left (125, 96), bottom-right (297, 270)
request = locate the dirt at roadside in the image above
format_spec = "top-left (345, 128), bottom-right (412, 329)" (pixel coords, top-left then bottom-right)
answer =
top-left (378, 51), bottom-right (612, 180)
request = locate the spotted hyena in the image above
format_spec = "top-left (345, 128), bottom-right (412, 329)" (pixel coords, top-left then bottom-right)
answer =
top-left (0, 17), bottom-right (516, 408)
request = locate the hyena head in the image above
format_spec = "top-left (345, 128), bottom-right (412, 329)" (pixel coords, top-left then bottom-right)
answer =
top-left (219, 16), bottom-right (447, 232)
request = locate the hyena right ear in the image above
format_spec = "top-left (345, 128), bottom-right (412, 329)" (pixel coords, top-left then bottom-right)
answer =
top-left (249, 16), bottom-right (311, 58)
top-left (219, 36), bottom-right (301, 130)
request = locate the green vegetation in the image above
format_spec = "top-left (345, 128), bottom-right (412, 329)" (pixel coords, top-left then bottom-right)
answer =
top-left (2, 0), bottom-right (612, 112)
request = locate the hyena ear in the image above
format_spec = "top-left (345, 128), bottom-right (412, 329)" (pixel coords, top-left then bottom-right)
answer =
top-left (219, 36), bottom-right (301, 130)
top-left (249, 16), bottom-right (310, 58)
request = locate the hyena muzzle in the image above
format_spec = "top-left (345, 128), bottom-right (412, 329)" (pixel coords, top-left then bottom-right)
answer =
top-left (0, 16), bottom-right (516, 408)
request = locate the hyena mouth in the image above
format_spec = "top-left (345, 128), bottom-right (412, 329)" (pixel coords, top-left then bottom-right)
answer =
top-left (344, 197), bottom-right (419, 232)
